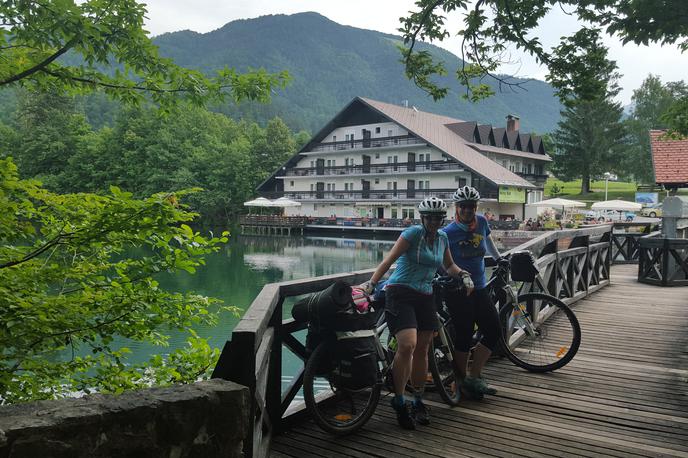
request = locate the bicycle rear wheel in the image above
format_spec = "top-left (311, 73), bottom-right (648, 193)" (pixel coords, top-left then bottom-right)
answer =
top-left (428, 320), bottom-right (461, 406)
top-left (499, 292), bottom-right (581, 372)
top-left (302, 341), bottom-right (381, 435)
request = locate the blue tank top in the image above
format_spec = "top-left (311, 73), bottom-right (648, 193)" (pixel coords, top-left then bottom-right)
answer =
top-left (386, 225), bottom-right (448, 295)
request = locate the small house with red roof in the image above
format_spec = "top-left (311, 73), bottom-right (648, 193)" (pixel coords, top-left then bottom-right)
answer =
top-left (649, 130), bottom-right (688, 190)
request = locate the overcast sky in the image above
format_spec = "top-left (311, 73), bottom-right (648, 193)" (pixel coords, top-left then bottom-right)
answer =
top-left (142, 0), bottom-right (686, 106)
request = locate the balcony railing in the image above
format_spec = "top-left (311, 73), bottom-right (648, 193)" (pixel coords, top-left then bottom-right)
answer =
top-left (285, 188), bottom-right (460, 201)
top-left (309, 135), bottom-right (426, 152)
top-left (284, 161), bottom-right (463, 177)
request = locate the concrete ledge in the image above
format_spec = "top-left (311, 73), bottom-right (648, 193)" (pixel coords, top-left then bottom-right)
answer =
top-left (0, 379), bottom-right (249, 458)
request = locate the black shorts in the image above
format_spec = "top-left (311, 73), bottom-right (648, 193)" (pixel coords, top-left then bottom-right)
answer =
top-left (385, 285), bottom-right (439, 336)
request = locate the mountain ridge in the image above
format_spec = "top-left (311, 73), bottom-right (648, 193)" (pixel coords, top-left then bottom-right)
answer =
top-left (152, 12), bottom-right (562, 134)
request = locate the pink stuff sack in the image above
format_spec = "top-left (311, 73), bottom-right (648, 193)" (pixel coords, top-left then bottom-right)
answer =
top-left (351, 287), bottom-right (371, 313)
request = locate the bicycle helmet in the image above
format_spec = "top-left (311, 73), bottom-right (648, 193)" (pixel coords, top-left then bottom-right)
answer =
top-left (452, 185), bottom-right (480, 203)
top-left (417, 197), bottom-right (447, 215)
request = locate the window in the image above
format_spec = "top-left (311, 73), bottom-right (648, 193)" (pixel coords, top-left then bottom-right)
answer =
top-left (455, 176), bottom-right (467, 187)
top-left (425, 180), bottom-right (430, 189)
top-left (290, 181), bottom-right (294, 187)
top-left (509, 165), bottom-right (515, 172)
top-left (332, 135), bottom-right (336, 142)
top-left (349, 182), bottom-right (354, 190)
top-left (391, 208), bottom-right (398, 219)
top-left (388, 130), bottom-right (393, 137)
top-left (310, 184), bottom-right (314, 191)
top-left (331, 183), bottom-right (335, 191)
top-left (402, 208), bottom-right (415, 219)
top-left (419, 153), bottom-right (425, 162)
top-left (326, 159), bottom-right (331, 167)
top-left (310, 160), bottom-right (315, 168)
top-left (375, 127), bottom-right (381, 134)
top-left (332, 159), bottom-right (336, 167)
top-left (501, 160), bottom-right (507, 168)
top-left (425, 154), bottom-right (431, 162)
top-left (375, 178), bottom-right (380, 184)
top-left (388, 156), bottom-right (393, 164)
top-left (375, 153), bottom-right (380, 159)
top-left (345, 183), bottom-right (349, 191)
top-left (326, 183), bottom-right (331, 191)
top-left (418, 181), bottom-right (424, 190)
top-left (387, 182), bottom-right (392, 190)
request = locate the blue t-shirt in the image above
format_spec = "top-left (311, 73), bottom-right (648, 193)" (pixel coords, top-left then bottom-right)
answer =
top-left (442, 215), bottom-right (491, 289)
top-left (386, 225), bottom-right (448, 295)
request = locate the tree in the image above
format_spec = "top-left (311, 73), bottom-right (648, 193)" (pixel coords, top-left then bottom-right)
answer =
top-left (398, 0), bottom-right (688, 134)
top-left (552, 99), bottom-right (627, 193)
top-left (7, 90), bottom-right (92, 190)
top-left (0, 157), bottom-right (237, 402)
top-left (0, 1), bottom-right (289, 109)
top-left (623, 75), bottom-right (688, 182)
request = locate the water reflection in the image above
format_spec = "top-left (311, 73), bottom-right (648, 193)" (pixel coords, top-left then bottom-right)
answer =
top-left (118, 234), bottom-right (392, 363)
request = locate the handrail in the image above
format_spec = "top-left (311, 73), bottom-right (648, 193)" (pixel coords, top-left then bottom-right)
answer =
top-left (211, 225), bottom-right (615, 457)
top-left (638, 237), bottom-right (688, 286)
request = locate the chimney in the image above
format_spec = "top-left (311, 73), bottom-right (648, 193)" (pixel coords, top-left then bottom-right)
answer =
top-left (506, 114), bottom-right (520, 132)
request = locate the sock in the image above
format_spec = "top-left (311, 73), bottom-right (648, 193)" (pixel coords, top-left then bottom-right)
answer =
top-left (412, 385), bottom-right (425, 405)
top-left (393, 394), bottom-right (405, 407)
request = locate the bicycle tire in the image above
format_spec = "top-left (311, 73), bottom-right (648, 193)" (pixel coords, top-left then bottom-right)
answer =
top-left (428, 320), bottom-right (461, 406)
top-left (499, 292), bottom-right (581, 372)
top-left (302, 341), bottom-right (381, 435)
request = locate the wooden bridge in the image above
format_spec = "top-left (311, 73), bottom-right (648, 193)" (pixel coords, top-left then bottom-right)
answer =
top-left (213, 223), bottom-right (688, 457)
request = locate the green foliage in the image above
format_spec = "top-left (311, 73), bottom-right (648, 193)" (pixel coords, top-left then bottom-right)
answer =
top-left (0, 157), bottom-right (237, 403)
top-left (552, 99), bottom-right (627, 193)
top-left (0, 0), bottom-right (289, 110)
top-left (398, 0), bottom-right (688, 134)
top-left (624, 75), bottom-right (688, 181)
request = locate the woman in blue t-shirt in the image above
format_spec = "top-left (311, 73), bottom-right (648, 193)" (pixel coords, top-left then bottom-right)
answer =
top-left (441, 186), bottom-right (505, 400)
top-left (362, 197), bottom-right (474, 430)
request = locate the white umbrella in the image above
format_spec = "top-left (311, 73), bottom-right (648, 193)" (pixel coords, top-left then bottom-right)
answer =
top-left (591, 200), bottom-right (642, 211)
top-left (271, 197), bottom-right (302, 207)
top-left (528, 198), bottom-right (586, 208)
top-left (243, 197), bottom-right (274, 207)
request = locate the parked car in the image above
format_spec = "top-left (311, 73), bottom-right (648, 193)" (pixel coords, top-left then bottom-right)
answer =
top-left (585, 210), bottom-right (617, 222)
top-left (640, 204), bottom-right (663, 218)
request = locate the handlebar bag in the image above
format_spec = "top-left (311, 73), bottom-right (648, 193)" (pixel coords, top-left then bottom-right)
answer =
top-left (510, 251), bottom-right (539, 282)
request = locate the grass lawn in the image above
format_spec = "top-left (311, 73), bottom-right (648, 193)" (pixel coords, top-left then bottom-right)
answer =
top-left (543, 178), bottom-right (688, 207)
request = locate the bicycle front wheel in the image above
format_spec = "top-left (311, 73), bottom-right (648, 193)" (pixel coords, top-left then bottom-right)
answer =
top-left (428, 321), bottom-right (461, 406)
top-left (499, 292), bottom-right (581, 372)
top-left (302, 341), bottom-right (381, 435)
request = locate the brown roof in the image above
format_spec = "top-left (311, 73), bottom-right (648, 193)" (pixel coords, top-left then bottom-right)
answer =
top-left (467, 143), bottom-right (553, 162)
top-left (445, 122), bottom-right (478, 141)
top-left (649, 130), bottom-right (688, 185)
top-left (477, 125), bottom-right (494, 145)
top-left (360, 97), bottom-right (537, 188)
top-left (492, 128), bottom-right (508, 148)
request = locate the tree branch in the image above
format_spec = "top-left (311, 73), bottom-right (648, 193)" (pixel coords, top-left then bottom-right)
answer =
top-left (0, 36), bottom-right (80, 86)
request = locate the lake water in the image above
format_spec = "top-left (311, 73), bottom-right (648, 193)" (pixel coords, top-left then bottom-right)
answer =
top-left (125, 234), bottom-right (394, 366)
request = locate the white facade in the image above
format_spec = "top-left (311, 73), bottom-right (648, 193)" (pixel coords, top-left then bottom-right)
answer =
top-left (263, 98), bottom-right (549, 221)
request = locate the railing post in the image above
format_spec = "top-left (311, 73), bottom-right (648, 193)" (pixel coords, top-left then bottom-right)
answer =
top-left (662, 238), bottom-right (670, 287)
top-left (267, 295), bottom-right (285, 434)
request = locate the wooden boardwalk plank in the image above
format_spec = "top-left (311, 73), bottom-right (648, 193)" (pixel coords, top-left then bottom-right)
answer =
top-left (271, 264), bottom-right (688, 457)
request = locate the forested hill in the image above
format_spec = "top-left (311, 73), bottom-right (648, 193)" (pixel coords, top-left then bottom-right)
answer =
top-left (153, 12), bottom-right (561, 134)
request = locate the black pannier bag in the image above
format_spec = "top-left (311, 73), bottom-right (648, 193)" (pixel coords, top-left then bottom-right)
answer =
top-left (509, 250), bottom-right (539, 282)
top-left (292, 280), bottom-right (352, 332)
top-left (292, 281), bottom-right (379, 388)
top-left (334, 329), bottom-right (378, 390)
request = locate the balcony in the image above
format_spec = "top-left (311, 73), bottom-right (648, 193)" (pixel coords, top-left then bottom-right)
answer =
top-left (309, 135), bottom-right (426, 153)
top-left (284, 160), bottom-right (464, 177)
top-left (285, 188), bottom-right (459, 201)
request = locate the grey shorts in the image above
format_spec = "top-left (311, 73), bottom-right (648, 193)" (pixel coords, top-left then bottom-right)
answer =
top-left (384, 285), bottom-right (439, 335)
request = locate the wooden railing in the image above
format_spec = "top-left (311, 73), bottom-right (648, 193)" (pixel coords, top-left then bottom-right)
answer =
top-left (211, 225), bottom-right (616, 457)
top-left (638, 236), bottom-right (688, 286)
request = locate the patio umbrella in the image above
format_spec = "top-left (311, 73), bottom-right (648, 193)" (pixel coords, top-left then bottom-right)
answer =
top-left (528, 198), bottom-right (586, 208)
top-left (243, 197), bottom-right (274, 215)
top-left (528, 197), bottom-right (586, 219)
top-left (243, 197), bottom-right (274, 207)
top-left (591, 200), bottom-right (642, 212)
top-left (271, 197), bottom-right (302, 207)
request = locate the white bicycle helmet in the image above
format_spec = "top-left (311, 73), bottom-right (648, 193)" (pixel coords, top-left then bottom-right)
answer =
top-left (452, 185), bottom-right (480, 203)
top-left (418, 197), bottom-right (447, 215)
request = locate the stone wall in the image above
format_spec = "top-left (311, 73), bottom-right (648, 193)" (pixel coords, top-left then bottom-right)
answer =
top-left (0, 379), bottom-right (248, 458)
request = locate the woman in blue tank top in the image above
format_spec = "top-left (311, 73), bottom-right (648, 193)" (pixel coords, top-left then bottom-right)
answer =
top-left (361, 197), bottom-right (474, 430)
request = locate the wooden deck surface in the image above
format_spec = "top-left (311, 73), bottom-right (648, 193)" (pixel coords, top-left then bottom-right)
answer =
top-left (271, 264), bottom-right (688, 457)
